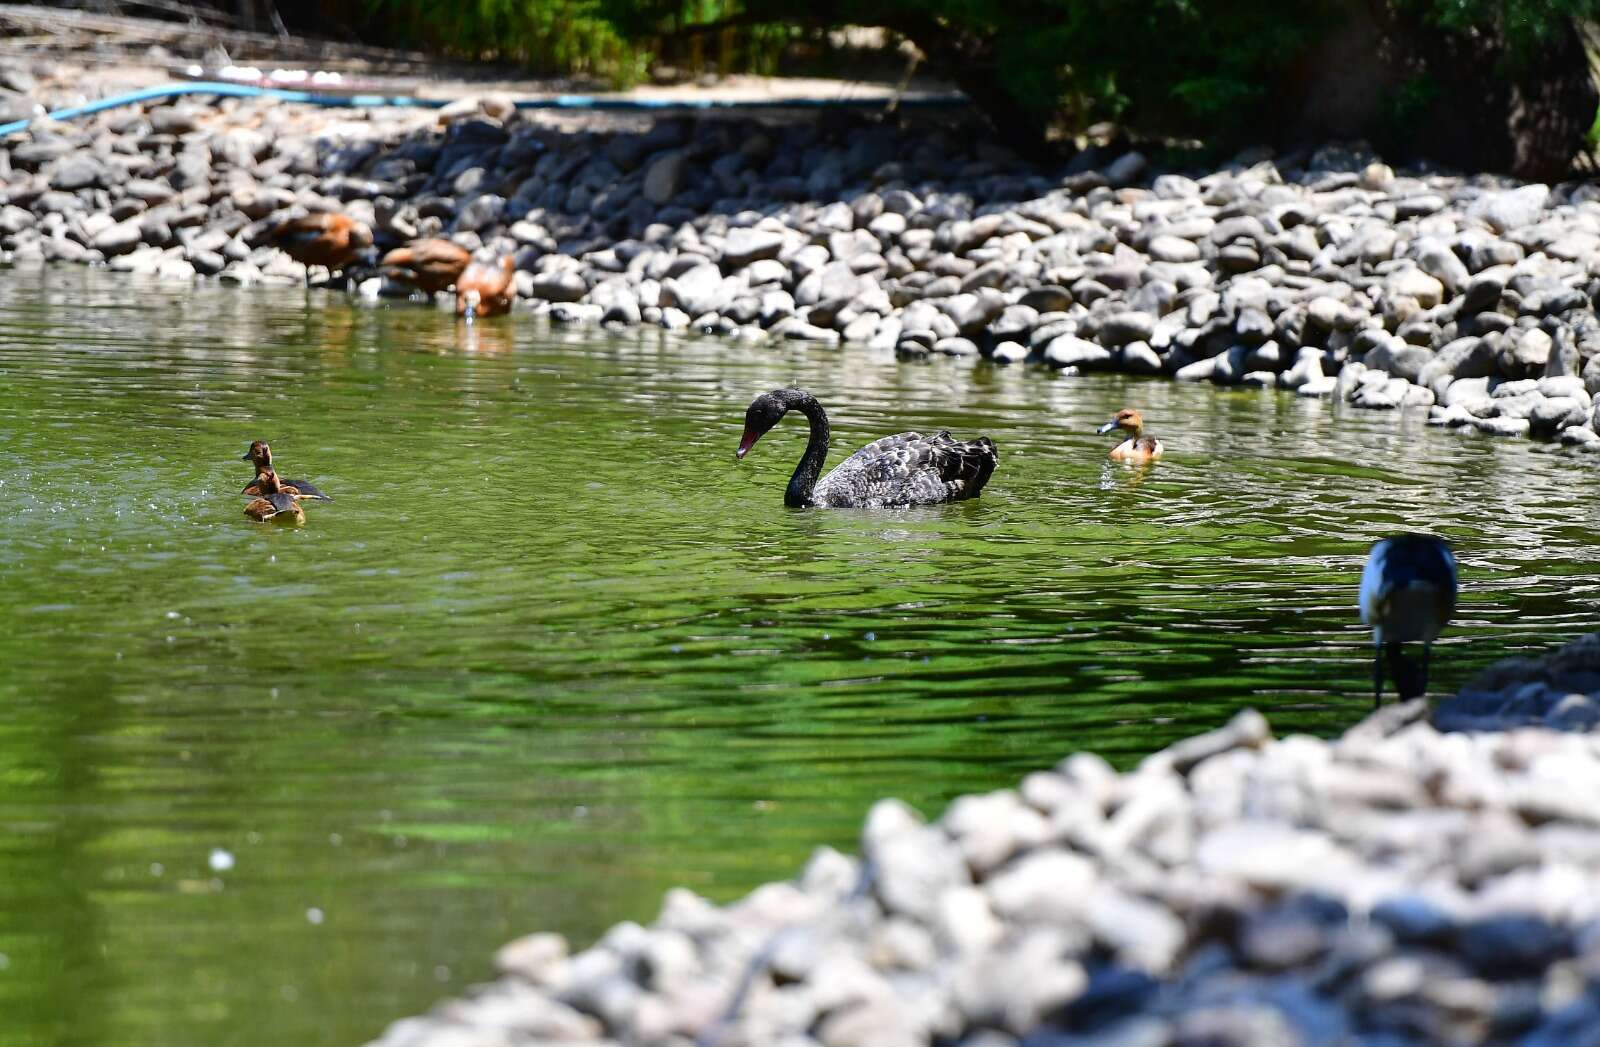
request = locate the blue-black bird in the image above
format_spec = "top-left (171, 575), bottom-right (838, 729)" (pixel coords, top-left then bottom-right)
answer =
top-left (1359, 534), bottom-right (1459, 704)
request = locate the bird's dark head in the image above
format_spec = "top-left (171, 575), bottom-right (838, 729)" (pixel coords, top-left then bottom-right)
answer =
top-left (737, 389), bottom-right (805, 460)
top-left (242, 441), bottom-right (272, 466)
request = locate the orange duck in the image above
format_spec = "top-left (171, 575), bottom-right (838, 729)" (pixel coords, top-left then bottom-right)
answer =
top-left (382, 238), bottom-right (472, 295)
top-left (241, 441), bottom-right (332, 501)
top-left (1097, 408), bottom-right (1164, 463)
top-left (270, 213), bottom-right (374, 283)
top-left (455, 256), bottom-right (516, 320)
top-left (243, 470), bottom-right (305, 523)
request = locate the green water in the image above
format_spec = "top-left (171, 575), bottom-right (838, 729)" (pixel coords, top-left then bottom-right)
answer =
top-left (1, 267), bottom-right (1596, 1045)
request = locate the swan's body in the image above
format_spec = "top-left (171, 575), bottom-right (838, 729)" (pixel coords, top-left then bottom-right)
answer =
top-left (736, 389), bottom-right (998, 509)
top-left (1360, 534), bottom-right (1458, 703)
top-left (1098, 408), bottom-right (1163, 462)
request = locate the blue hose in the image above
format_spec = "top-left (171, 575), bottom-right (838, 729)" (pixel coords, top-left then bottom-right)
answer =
top-left (0, 80), bottom-right (968, 137)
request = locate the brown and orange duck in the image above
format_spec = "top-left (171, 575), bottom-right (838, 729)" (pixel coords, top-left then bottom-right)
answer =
top-left (241, 441), bottom-right (332, 502)
top-left (382, 238), bottom-right (472, 295)
top-left (455, 256), bottom-right (516, 320)
top-left (1097, 408), bottom-right (1164, 463)
top-left (270, 213), bottom-right (374, 283)
top-left (243, 469), bottom-right (305, 523)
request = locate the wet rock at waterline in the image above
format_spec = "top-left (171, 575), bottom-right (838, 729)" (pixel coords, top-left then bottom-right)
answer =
top-left (5, 87), bottom-right (1600, 457)
top-left (368, 663), bottom-right (1600, 1046)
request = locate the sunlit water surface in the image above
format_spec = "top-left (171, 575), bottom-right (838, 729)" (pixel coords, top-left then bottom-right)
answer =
top-left (1, 268), bottom-right (1596, 1045)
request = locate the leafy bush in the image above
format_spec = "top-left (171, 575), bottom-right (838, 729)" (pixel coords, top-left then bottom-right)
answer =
top-left (343, 0), bottom-right (1599, 173)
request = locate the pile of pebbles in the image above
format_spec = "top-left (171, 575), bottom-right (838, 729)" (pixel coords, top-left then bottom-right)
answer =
top-left (1436, 631), bottom-right (1600, 733)
top-left (368, 652), bottom-right (1600, 1047)
top-left (5, 91), bottom-right (1600, 452)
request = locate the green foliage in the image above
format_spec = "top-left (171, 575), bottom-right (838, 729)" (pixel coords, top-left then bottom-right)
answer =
top-left (352, 0), bottom-right (1599, 150)
top-left (1398, 0), bottom-right (1600, 63)
top-left (364, 0), bottom-right (793, 86)
top-left (366, 0), bottom-right (647, 83)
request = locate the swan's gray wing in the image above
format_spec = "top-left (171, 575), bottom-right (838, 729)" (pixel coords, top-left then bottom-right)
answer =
top-left (813, 430), bottom-right (998, 508)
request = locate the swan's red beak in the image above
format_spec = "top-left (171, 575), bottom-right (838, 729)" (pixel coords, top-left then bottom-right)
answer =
top-left (736, 429), bottom-right (760, 460)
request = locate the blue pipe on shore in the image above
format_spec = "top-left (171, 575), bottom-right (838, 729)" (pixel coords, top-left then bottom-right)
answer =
top-left (0, 80), bottom-right (969, 137)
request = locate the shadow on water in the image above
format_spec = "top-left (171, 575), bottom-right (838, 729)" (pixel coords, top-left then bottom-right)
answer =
top-left (1, 267), bottom-right (1597, 1045)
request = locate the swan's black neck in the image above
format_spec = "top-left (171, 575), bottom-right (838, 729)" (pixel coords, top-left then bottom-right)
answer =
top-left (780, 391), bottom-right (830, 508)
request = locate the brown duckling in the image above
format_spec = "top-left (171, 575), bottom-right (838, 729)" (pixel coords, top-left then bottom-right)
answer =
top-left (455, 256), bottom-right (516, 320)
top-left (240, 441), bottom-right (332, 501)
top-left (270, 213), bottom-right (374, 283)
top-left (382, 238), bottom-right (472, 295)
top-left (244, 469), bottom-right (305, 523)
top-left (1097, 408), bottom-right (1164, 463)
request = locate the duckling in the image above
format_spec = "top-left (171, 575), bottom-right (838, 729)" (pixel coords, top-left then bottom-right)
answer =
top-left (381, 238), bottom-right (471, 295)
top-left (243, 469), bottom-right (305, 523)
top-left (455, 256), bottom-right (516, 320)
top-left (270, 213), bottom-right (374, 284)
top-left (240, 441), bottom-right (332, 501)
top-left (1097, 408), bottom-right (1164, 462)
top-left (1360, 534), bottom-right (1459, 705)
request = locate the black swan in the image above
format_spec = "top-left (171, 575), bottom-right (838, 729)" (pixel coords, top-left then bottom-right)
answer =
top-left (735, 389), bottom-right (998, 508)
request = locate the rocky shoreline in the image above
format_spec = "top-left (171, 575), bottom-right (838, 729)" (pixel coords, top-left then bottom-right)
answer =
top-left (4, 89), bottom-right (1600, 452)
top-left (368, 634), bottom-right (1600, 1046)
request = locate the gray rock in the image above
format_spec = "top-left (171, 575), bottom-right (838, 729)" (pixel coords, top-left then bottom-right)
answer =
top-left (1099, 312), bottom-right (1157, 347)
top-left (550, 302), bottom-right (604, 324)
top-left (1352, 377), bottom-right (1408, 410)
top-left (1473, 414), bottom-right (1532, 437)
top-left (1306, 296), bottom-right (1359, 332)
top-left (1387, 268), bottom-right (1445, 309)
top-left (1045, 334), bottom-right (1112, 370)
top-left (1363, 333), bottom-right (1433, 383)
top-left (991, 340), bottom-right (1029, 364)
top-left (1418, 337), bottom-right (1494, 397)
top-left (1147, 235), bottom-right (1200, 263)
top-left (1020, 286), bottom-right (1073, 312)
top-left (49, 155), bottom-right (103, 191)
top-left (642, 151), bottom-right (688, 204)
top-left (1175, 356), bottom-right (1219, 382)
top-left (1279, 347), bottom-right (1326, 390)
top-left (1539, 375), bottom-right (1591, 405)
top-left (1119, 342), bottom-right (1163, 374)
top-left (1500, 327), bottom-right (1553, 377)
top-left (1529, 395), bottom-right (1588, 436)
top-left (454, 194), bottom-right (505, 233)
top-left (1544, 326), bottom-right (1582, 378)
top-left (1411, 238), bottom-right (1471, 294)
top-left (1334, 360), bottom-right (1368, 401)
top-left (92, 219), bottom-right (142, 256)
top-left (863, 800), bottom-right (969, 923)
top-left (934, 336), bottom-right (979, 357)
top-left (147, 105), bottom-right (199, 135)
top-left (530, 270), bottom-right (588, 303)
top-left (1106, 150), bottom-right (1147, 185)
top-left (721, 227), bottom-right (785, 268)
top-left (1459, 916), bottom-right (1569, 977)
top-left (1469, 184), bottom-right (1549, 232)
top-left (1296, 375), bottom-right (1338, 397)
top-left (1461, 271), bottom-right (1506, 313)
top-left (661, 264), bottom-right (729, 317)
